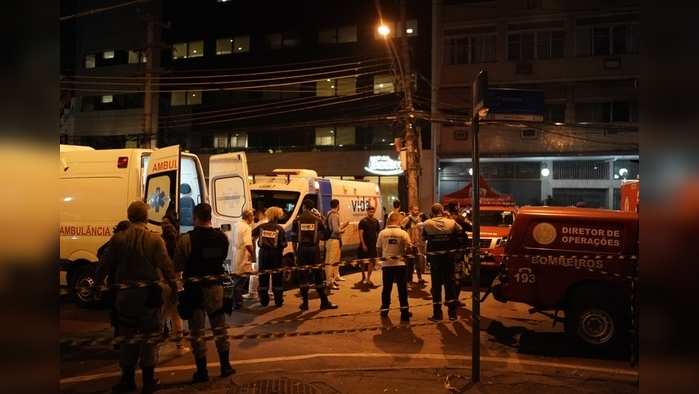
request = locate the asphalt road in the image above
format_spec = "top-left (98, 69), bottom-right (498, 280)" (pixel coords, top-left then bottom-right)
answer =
top-left (60, 271), bottom-right (638, 393)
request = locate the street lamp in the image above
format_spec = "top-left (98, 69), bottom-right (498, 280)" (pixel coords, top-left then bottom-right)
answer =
top-left (377, 24), bottom-right (391, 37)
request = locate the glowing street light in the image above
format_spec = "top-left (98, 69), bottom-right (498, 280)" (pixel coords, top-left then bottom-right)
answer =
top-left (377, 24), bottom-right (391, 37)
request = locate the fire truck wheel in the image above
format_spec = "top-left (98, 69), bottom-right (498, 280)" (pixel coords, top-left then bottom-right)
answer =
top-left (566, 286), bottom-right (626, 352)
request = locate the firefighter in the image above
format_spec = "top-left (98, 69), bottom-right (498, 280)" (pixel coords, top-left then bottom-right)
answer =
top-left (252, 206), bottom-right (288, 307)
top-left (422, 203), bottom-right (463, 321)
top-left (292, 199), bottom-right (338, 311)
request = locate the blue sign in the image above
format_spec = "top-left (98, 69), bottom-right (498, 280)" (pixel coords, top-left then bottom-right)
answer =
top-left (485, 88), bottom-right (544, 122)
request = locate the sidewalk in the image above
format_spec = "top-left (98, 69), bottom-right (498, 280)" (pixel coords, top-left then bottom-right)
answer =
top-left (153, 366), bottom-right (637, 394)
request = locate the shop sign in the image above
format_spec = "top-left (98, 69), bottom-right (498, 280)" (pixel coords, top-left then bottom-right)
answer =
top-left (364, 155), bottom-right (403, 176)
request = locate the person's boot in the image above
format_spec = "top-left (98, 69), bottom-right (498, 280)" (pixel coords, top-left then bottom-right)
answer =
top-left (258, 290), bottom-right (269, 307)
top-left (299, 292), bottom-right (309, 311)
top-left (380, 305), bottom-right (389, 317)
top-left (191, 357), bottom-right (209, 384)
top-left (112, 367), bottom-right (136, 393)
top-left (448, 304), bottom-right (458, 321)
top-left (400, 310), bottom-right (411, 322)
top-left (218, 351), bottom-right (235, 377)
top-left (429, 304), bottom-right (443, 321)
top-left (319, 292), bottom-right (338, 309)
top-left (273, 291), bottom-right (284, 307)
top-left (141, 367), bottom-right (159, 394)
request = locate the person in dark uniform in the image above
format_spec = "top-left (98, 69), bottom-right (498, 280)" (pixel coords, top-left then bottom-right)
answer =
top-left (252, 206), bottom-right (287, 307)
top-left (422, 203), bottom-right (463, 321)
top-left (292, 199), bottom-right (339, 311)
top-left (174, 203), bottom-right (234, 383)
top-left (358, 205), bottom-right (381, 287)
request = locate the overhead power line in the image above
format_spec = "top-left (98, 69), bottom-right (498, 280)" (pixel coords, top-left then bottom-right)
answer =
top-left (60, 0), bottom-right (150, 21)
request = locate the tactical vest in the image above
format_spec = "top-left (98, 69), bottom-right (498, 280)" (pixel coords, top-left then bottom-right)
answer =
top-left (185, 227), bottom-right (228, 279)
top-left (424, 231), bottom-right (457, 253)
top-left (297, 213), bottom-right (320, 247)
top-left (258, 223), bottom-right (281, 250)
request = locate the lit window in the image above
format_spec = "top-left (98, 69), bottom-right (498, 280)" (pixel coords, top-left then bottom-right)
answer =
top-left (172, 41), bottom-right (204, 59)
top-left (216, 38), bottom-right (232, 55)
top-left (84, 54), bottom-right (96, 69)
top-left (232, 36), bottom-right (250, 53)
top-left (103, 50), bottom-right (115, 59)
top-left (171, 91), bottom-right (186, 106)
top-left (188, 90), bottom-right (202, 105)
top-left (318, 29), bottom-right (337, 44)
top-left (172, 42), bottom-right (187, 59)
top-left (337, 77), bottom-right (357, 96)
top-left (188, 40), bottom-right (204, 57)
top-left (214, 134), bottom-right (229, 148)
top-left (338, 25), bottom-right (358, 43)
top-left (373, 74), bottom-right (395, 94)
top-left (128, 50), bottom-right (147, 64)
top-left (101, 95), bottom-right (113, 104)
top-left (316, 79), bottom-right (336, 97)
top-left (336, 127), bottom-right (356, 145)
top-left (230, 133), bottom-right (248, 148)
top-left (315, 127), bottom-right (335, 146)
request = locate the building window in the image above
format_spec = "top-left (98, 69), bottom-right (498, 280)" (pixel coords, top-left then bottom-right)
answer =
top-left (373, 74), bottom-right (395, 94)
top-left (171, 90), bottom-right (202, 106)
top-left (214, 135), bottom-right (228, 148)
top-left (545, 103), bottom-right (566, 122)
top-left (101, 95), bottom-right (113, 104)
top-left (576, 23), bottom-right (639, 56)
top-left (575, 101), bottom-right (637, 123)
top-left (230, 133), bottom-right (248, 148)
top-left (172, 41), bottom-right (204, 59)
top-left (553, 160), bottom-right (610, 180)
top-left (84, 54), bottom-right (96, 69)
top-left (232, 36), bottom-right (250, 53)
top-left (103, 50), bottom-right (115, 59)
top-left (316, 79), bottom-right (336, 97)
top-left (315, 127), bottom-right (335, 146)
top-left (128, 50), bottom-right (147, 64)
top-left (507, 30), bottom-right (563, 61)
top-left (335, 126), bottom-right (355, 146)
top-left (216, 38), bottom-right (232, 55)
top-left (445, 33), bottom-right (497, 64)
top-left (319, 25), bottom-right (357, 44)
top-left (282, 32), bottom-right (301, 48)
top-left (316, 77), bottom-right (357, 96)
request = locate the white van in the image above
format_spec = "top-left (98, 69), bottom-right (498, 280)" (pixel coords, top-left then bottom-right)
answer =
top-left (247, 169), bottom-right (384, 259)
top-left (59, 145), bottom-right (250, 305)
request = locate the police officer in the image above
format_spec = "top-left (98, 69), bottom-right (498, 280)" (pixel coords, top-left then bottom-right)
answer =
top-left (422, 203), bottom-right (463, 321)
top-left (292, 199), bottom-right (338, 311)
top-left (174, 203), bottom-right (234, 383)
top-left (252, 206), bottom-right (287, 307)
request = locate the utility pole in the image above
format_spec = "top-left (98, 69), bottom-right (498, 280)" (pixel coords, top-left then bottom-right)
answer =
top-left (143, 10), bottom-right (161, 149)
top-left (399, 0), bottom-right (420, 210)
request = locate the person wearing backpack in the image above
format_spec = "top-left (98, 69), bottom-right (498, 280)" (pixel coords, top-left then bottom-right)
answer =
top-left (324, 199), bottom-right (348, 290)
top-left (252, 206), bottom-right (287, 307)
top-left (174, 203), bottom-right (234, 384)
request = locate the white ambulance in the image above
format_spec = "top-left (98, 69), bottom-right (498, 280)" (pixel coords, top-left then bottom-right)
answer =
top-left (248, 169), bottom-right (384, 259)
top-left (59, 145), bottom-right (251, 305)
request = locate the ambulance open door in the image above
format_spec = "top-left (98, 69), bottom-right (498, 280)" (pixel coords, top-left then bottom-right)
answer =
top-left (144, 145), bottom-right (180, 233)
top-left (208, 152), bottom-right (252, 263)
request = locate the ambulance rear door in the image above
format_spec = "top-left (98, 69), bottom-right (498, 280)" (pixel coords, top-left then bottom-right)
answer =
top-left (209, 152), bottom-right (252, 263)
top-left (144, 145), bottom-right (180, 232)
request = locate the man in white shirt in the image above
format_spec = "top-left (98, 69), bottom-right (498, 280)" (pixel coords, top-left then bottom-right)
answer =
top-left (232, 209), bottom-right (255, 309)
top-left (376, 214), bottom-right (412, 322)
top-left (325, 199), bottom-right (349, 290)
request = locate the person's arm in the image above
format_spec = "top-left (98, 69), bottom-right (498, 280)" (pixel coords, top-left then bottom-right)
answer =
top-left (358, 220), bottom-right (367, 251)
top-left (375, 231), bottom-right (383, 257)
top-left (95, 239), bottom-right (117, 286)
top-left (244, 225), bottom-right (254, 257)
top-left (173, 234), bottom-right (190, 274)
top-left (278, 225), bottom-right (288, 250)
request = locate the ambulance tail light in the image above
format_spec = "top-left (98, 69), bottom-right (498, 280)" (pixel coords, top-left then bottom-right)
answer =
top-left (117, 156), bottom-right (129, 168)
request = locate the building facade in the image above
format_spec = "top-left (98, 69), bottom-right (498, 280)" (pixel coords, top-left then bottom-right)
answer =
top-left (61, 0), bottom-right (435, 212)
top-left (431, 0), bottom-right (639, 209)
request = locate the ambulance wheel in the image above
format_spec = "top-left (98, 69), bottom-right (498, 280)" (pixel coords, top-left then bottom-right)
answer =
top-left (565, 286), bottom-right (626, 353)
top-left (71, 265), bottom-right (99, 308)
